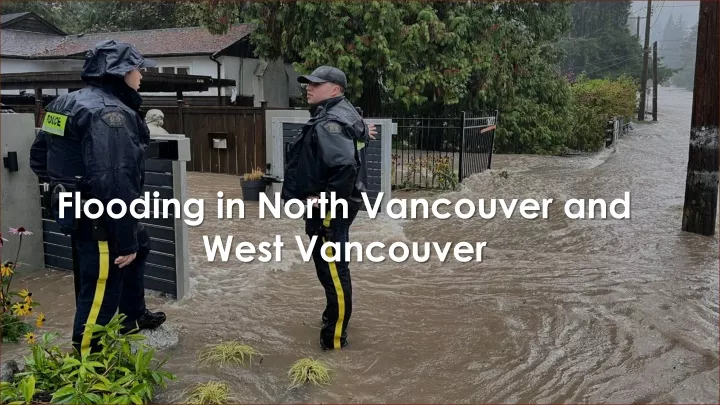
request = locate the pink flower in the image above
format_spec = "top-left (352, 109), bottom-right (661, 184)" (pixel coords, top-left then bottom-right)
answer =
top-left (9, 227), bottom-right (32, 236)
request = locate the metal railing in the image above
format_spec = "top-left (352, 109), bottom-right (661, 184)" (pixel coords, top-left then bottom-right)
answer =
top-left (385, 111), bottom-right (499, 190)
top-left (389, 117), bottom-right (463, 190)
top-left (459, 111), bottom-right (498, 181)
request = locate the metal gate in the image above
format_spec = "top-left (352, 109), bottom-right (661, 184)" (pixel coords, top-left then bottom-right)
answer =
top-left (40, 144), bottom-right (191, 299)
top-left (458, 111), bottom-right (498, 181)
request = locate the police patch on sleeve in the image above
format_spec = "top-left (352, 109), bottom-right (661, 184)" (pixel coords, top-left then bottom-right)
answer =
top-left (41, 112), bottom-right (68, 136)
top-left (101, 111), bottom-right (126, 128)
top-left (323, 121), bottom-right (342, 134)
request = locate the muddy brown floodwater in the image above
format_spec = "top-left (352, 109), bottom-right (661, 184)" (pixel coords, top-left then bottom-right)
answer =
top-left (2, 86), bottom-right (718, 403)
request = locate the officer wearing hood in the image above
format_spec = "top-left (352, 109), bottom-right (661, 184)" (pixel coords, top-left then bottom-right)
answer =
top-left (282, 66), bottom-right (371, 350)
top-left (29, 40), bottom-right (166, 356)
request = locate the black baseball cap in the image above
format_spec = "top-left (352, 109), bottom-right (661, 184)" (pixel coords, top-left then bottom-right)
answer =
top-left (298, 66), bottom-right (347, 88)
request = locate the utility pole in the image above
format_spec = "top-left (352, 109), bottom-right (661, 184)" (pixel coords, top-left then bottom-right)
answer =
top-left (638, 0), bottom-right (652, 121)
top-left (682, 0), bottom-right (720, 236)
top-left (653, 41), bottom-right (658, 121)
top-left (635, 16), bottom-right (647, 38)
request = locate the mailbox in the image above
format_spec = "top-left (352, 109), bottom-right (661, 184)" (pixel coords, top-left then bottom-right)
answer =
top-left (209, 132), bottom-right (232, 150)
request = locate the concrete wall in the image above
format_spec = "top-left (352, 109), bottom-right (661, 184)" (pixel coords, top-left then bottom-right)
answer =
top-left (263, 59), bottom-right (291, 108)
top-left (0, 113), bottom-right (45, 271)
top-left (285, 64), bottom-right (304, 99)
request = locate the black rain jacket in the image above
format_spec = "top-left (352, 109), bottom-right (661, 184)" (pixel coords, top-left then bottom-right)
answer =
top-left (282, 96), bottom-right (369, 211)
top-left (30, 42), bottom-right (150, 256)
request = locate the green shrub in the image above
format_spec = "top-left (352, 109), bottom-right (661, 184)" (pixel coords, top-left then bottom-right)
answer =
top-left (567, 74), bottom-right (637, 152)
top-left (0, 313), bottom-right (176, 404)
top-left (492, 67), bottom-right (574, 156)
top-left (494, 95), bottom-right (573, 155)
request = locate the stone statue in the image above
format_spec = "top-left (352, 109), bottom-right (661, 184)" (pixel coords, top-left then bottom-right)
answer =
top-left (145, 109), bottom-right (169, 135)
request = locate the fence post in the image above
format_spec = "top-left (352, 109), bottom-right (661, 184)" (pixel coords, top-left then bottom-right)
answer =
top-left (176, 90), bottom-right (185, 134)
top-left (488, 109), bottom-right (498, 170)
top-left (458, 111), bottom-right (466, 182)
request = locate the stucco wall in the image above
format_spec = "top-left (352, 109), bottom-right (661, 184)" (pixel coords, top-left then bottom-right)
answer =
top-left (0, 113), bottom-right (45, 271)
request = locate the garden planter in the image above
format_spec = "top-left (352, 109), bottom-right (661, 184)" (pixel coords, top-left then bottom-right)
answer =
top-left (241, 179), bottom-right (268, 201)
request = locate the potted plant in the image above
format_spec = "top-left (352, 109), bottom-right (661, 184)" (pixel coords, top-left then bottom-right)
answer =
top-left (240, 167), bottom-right (268, 201)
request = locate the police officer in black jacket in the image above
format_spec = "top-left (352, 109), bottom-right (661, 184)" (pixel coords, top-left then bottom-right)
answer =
top-left (282, 66), bottom-right (372, 350)
top-left (29, 40), bottom-right (165, 356)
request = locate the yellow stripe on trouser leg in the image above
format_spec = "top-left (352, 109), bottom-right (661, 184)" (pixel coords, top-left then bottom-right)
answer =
top-left (323, 212), bottom-right (345, 349)
top-left (80, 241), bottom-right (109, 357)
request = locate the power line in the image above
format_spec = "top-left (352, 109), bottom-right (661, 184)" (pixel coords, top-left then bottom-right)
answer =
top-left (650, 0), bottom-right (666, 29)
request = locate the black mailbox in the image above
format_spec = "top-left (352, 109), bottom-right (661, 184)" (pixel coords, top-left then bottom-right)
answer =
top-left (3, 151), bottom-right (18, 172)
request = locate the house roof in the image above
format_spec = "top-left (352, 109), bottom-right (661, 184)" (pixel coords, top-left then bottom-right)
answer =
top-left (1, 29), bottom-right (66, 57)
top-left (1, 12), bottom-right (30, 24)
top-left (1, 11), bottom-right (67, 35)
top-left (40, 24), bottom-right (257, 58)
top-left (1, 12), bottom-right (257, 59)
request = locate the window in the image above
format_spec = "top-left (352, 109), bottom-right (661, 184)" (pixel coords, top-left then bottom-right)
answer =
top-left (141, 66), bottom-right (189, 74)
top-left (141, 66), bottom-right (191, 74)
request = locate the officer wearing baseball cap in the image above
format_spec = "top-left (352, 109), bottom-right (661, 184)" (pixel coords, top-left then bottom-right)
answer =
top-left (30, 39), bottom-right (166, 356)
top-left (284, 65), bottom-right (372, 350)
top-left (297, 65), bottom-right (348, 88)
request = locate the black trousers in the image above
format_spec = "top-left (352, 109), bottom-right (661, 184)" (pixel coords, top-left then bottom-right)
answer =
top-left (70, 220), bottom-right (149, 356)
top-left (305, 205), bottom-right (359, 349)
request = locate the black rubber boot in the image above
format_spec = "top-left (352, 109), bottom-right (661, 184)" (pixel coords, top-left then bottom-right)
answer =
top-left (319, 337), bottom-right (348, 351)
top-left (121, 309), bottom-right (166, 334)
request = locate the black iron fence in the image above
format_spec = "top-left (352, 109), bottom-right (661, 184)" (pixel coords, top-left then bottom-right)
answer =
top-left (390, 117), bottom-right (463, 190)
top-left (459, 111), bottom-right (498, 181)
top-left (386, 112), bottom-right (498, 190)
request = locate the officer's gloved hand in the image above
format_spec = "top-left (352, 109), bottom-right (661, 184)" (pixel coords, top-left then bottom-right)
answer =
top-left (115, 253), bottom-right (137, 268)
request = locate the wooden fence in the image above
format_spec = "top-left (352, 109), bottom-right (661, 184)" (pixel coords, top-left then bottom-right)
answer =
top-left (5, 102), bottom-right (268, 177)
top-left (151, 106), bottom-right (266, 176)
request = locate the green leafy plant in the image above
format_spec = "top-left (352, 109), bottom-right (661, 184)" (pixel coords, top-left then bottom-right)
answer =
top-left (1, 227), bottom-right (45, 344)
top-left (568, 74), bottom-right (637, 152)
top-left (183, 381), bottom-right (233, 405)
top-left (429, 156), bottom-right (459, 190)
top-left (197, 340), bottom-right (261, 368)
top-left (288, 358), bottom-right (331, 389)
top-left (1, 313), bottom-right (176, 405)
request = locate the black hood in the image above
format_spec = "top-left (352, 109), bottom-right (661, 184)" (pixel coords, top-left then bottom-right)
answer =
top-left (81, 39), bottom-right (156, 82)
top-left (81, 40), bottom-right (155, 110)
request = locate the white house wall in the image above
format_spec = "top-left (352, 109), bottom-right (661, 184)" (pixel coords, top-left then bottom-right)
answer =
top-left (138, 55), bottom-right (221, 98)
top-left (1, 59), bottom-right (63, 95)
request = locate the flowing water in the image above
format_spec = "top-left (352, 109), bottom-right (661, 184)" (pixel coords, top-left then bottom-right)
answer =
top-left (3, 86), bottom-right (718, 403)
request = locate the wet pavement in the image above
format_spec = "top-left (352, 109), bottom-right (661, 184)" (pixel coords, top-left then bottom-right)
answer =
top-left (2, 86), bottom-right (718, 403)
